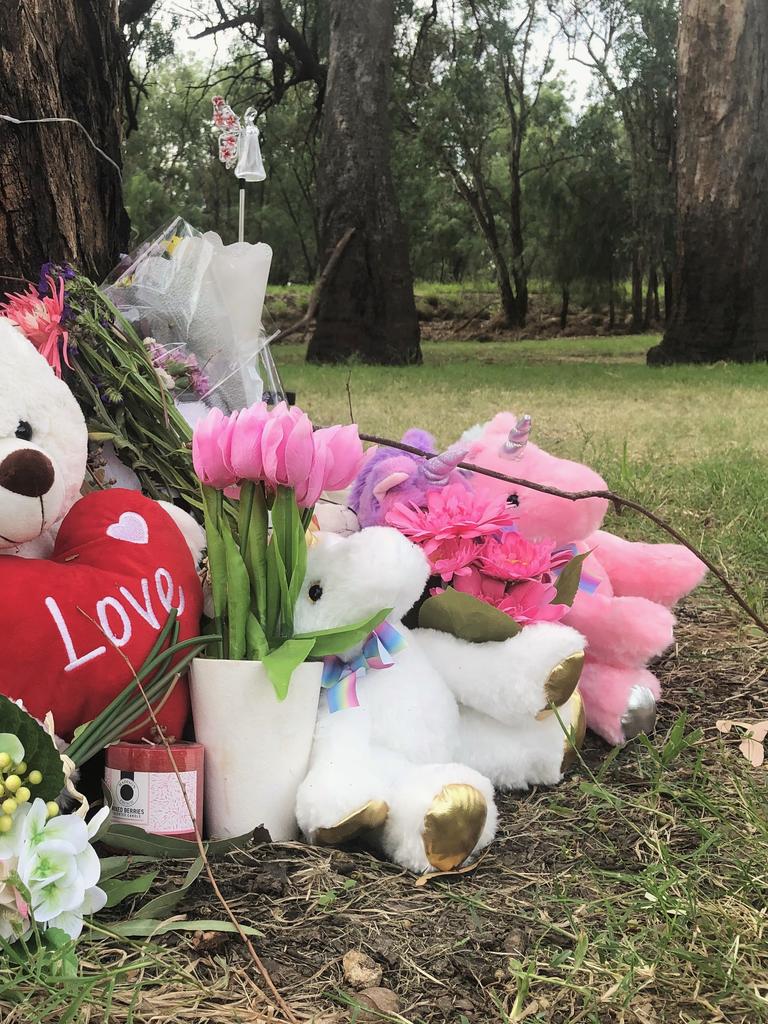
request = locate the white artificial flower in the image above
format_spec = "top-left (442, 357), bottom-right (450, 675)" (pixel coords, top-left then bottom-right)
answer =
top-left (12, 801), bottom-right (107, 941)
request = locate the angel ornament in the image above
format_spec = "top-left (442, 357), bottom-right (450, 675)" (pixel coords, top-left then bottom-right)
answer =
top-left (212, 98), bottom-right (266, 183)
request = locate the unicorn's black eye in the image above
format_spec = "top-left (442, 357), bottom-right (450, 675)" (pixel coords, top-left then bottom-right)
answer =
top-left (508, 492), bottom-right (520, 507)
top-left (308, 583), bottom-right (323, 602)
top-left (15, 421), bottom-right (32, 441)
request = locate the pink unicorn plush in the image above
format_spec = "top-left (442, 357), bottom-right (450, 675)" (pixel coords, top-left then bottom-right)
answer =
top-left (461, 413), bottom-right (707, 745)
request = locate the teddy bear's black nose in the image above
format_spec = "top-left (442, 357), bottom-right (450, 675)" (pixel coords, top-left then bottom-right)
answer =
top-left (0, 449), bottom-right (55, 497)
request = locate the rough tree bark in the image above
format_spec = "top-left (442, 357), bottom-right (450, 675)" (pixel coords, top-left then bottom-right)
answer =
top-left (648, 0), bottom-right (768, 364)
top-left (0, 0), bottom-right (129, 289)
top-left (307, 0), bottom-right (421, 365)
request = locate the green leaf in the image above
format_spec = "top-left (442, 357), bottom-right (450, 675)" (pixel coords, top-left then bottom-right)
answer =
top-left (554, 550), bottom-right (591, 607)
top-left (262, 638), bottom-right (317, 701)
top-left (418, 588), bottom-right (521, 642)
top-left (135, 856), bottom-right (205, 919)
top-left (239, 481), bottom-right (268, 620)
top-left (102, 870), bottom-right (158, 908)
top-left (0, 734), bottom-right (25, 765)
top-left (43, 928), bottom-right (79, 978)
top-left (0, 695), bottom-right (65, 800)
top-left (98, 855), bottom-right (158, 881)
top-left (100, 822), bottom-right (261, 857)
top-left (202, 485), bottom-right (227, 622)
top-left (266, 531), bottom-right (291, 637)
top-left (294, 609), bottom-right (392, 658)
top-left (222, 520), bottom-right (250, 661)
top-left (93, 918), bottom-right (263, 940)
top-left (246, 612), bottom-right (269, 661)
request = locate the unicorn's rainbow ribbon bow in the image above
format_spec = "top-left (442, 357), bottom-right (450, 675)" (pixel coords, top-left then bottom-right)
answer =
top-left (552, 543), bottom-right (601, 594)
top-left (321, 621), bottom-right (406, 713)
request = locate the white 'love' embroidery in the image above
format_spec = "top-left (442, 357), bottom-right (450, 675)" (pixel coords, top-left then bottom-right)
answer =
top-left (106, 512), bottom-right (149, 545)
top-left (44, 566), bottom-right (185, 673)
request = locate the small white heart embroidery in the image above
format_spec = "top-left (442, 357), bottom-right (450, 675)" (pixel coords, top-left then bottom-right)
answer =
top-left (106, 512), bottom-right (149, 545)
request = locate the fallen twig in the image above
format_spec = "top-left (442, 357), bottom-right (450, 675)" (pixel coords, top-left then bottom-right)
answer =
top-left (357, 432), bottom-right (768, 638)
top-left (272, 227), bottom-right (356, 344)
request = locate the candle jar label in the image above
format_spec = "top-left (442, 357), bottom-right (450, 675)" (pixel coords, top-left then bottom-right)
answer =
top-left (105, 767), bottom-right (197, 835)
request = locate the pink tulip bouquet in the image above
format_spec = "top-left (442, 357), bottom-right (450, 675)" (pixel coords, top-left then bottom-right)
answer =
top-left (193, 402), bottom-right (383, 697)
top-left (385, 483), bottom-right (586, 634)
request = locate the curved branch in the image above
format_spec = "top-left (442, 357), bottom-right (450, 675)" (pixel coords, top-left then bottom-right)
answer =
top-left (355, 433), bottom-right (768, 637)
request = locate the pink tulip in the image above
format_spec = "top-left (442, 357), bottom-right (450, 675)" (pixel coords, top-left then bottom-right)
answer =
top-left (227, 401), bottom-right (269, 481)
top-left (259, 403), bottom-right (318, 490)
top-left (316, 424), bottom-right (365, 491)
top-left (296, 431), bottom-right (329, 508)
top-left (192, 408), bottom-right (239, 489)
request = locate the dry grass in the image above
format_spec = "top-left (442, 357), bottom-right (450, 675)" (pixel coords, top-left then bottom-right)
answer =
top-left (3, 339), bottom-right (766, 1023)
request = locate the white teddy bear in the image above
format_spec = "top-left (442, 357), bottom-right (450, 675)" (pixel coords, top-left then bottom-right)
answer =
top-left (293, 526), bottom-right (586, 874)
top-left (0, 317), bottom-right (205, 563)
top-left (0, 318), bottom-right (88, 558)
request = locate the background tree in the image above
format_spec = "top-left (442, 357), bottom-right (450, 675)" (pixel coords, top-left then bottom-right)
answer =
top-left (410, 0), bottom-right (558, 328)
top-left (648, 0), bottom-right (768, 363)
top-left (192, 0), bottom-right (421, 364)
top-left (308, 0), bottom-right (420, 364)
top-left (550, 0), bottom-right (677, 330)
top-left (0, 1), bottom-right (152, 286)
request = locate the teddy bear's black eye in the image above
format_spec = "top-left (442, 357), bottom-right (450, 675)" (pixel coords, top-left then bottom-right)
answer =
top-left (508, 492), bottom-right (519, 507)
top-left (15, 420), bottom-right (32, 442)
top-left (308, 583), bottom-right (323, 602)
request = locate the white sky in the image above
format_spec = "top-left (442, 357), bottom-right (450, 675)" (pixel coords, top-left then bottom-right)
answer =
top-left (170, 6), bottom-right (596, 111)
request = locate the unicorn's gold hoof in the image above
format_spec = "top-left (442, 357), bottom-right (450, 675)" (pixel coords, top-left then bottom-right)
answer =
top-left (422, 784), bottom-right (487, 872)
top-left (315, 800), bottom-right (389, 846)
top-left (561, 689), bottom-right (587, 772)
top-left (536, 651), bottom-right (585, 719)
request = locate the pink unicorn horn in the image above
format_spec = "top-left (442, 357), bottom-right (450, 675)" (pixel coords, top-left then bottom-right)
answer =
top-left (502, 414), bottom-right (532, 458)
top-left (422, 445), bottom-right (468, 485)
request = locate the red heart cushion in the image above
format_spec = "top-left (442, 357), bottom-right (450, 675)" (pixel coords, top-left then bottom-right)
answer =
top-left (0, 489), bottom-right (203, 741)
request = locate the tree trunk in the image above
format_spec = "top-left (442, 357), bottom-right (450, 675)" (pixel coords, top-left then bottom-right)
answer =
top-left (663, 264), bottom-right (673, 322)
top-left (560, 285), bottom-right (570, 330)
top-left (608, 258), bottom-right (615, 329)
top-left (648, 0), bottom-right (768, 364)
top-left (0, 1), bottom-right (128, 289)
top-left (631, 248), bottom-right (644, 331)
top-left (645, 265), bottom-right (659, 327)
top-left (308, 0), bottom-right (421, 365)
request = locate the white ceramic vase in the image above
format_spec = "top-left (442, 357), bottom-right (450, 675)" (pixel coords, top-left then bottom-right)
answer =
top-left (190, 658), bottom-right (322, 841)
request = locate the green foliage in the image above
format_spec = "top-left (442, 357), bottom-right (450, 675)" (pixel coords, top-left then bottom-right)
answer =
top-left (419, 588), bottom-right (522, 641)
top-left (0, 695), bottom-right (64, 803)
top-left (122, 1), bottom-right (674, 314)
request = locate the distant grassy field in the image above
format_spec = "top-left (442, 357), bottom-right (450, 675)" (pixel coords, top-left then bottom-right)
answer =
top-left (279, 335), bottom-right (768, 611)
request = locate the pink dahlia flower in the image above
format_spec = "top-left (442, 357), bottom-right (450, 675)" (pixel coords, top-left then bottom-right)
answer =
top-left (385, 484), bottom-right (517, 554)
top-left (496, 580), bottom-right (568, 625)
top-left (476, 532), bottom-right (556, 582)
top-left (429, 537), bottom-right (478, 582)
top-left (0, 275), bottom-right (70, 376)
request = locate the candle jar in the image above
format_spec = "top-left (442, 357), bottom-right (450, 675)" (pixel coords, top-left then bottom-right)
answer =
top-left (105, 742), bottom-right (204, 840)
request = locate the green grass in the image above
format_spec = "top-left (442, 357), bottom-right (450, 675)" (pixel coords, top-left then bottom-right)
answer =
top-left (279, 335), bottom-right (768, 610)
